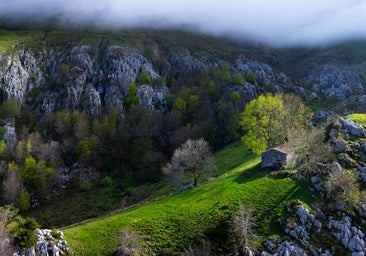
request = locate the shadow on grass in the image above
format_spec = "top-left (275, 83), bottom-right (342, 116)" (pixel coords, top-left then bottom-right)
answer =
top-left (233, 162), bottom-right (268, 184)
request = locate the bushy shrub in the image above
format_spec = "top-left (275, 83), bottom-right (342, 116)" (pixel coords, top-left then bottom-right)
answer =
top-left (244, 71), bottom-right (256, 84)
top-left (325, 170), bottom-right (360, 208)
top-left (136, 70), bottom-right (152, 84)
top-left (99, 176), bottom-right (113, 187)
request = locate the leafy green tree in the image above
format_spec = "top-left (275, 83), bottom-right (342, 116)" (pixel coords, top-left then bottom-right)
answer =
top-left (232, 72), bottom-right (245, 85)
top-left (187, 95), bottom-right (199, 116)
top-left (240, 94), bottom-right (285, 154)
top-left (12, 217), bottom-right (39, 251)
top-left (206, 80), bottom-right (218, 99)
top-left (218, 71), bottom-right (231, 84)
top-left (136, 70), bottom-right (152, 84)
top-left (16, 188), bottom-right (31, 211)
top-left (21, 156), bottom-right (54, 191)
top-left (0, 99), bottom-right (20, 120)
top-left (173, 97), bottom-right (187, 117)
top-left (162, 138), bottom-right (216, 187)
top-left (125, 83), bottom-right (140, 107)
top-left (244, 71), bottom-right (256, 84)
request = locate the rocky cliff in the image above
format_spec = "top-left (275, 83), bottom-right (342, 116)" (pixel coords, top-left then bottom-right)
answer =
top-left (1, 30), bottom-right (366, 117)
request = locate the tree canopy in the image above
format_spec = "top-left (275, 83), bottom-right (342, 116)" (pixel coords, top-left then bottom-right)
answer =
top-left (239, 94), bottom-right (285, 154)
top-left (239, 93), bottom-right (312, 154)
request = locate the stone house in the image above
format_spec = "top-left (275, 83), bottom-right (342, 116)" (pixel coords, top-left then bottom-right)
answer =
top-left (261, 145), bottom-right (294, 169)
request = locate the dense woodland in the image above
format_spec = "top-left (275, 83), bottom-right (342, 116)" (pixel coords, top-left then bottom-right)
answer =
top-left (0, 62), bottom-right (259, 213)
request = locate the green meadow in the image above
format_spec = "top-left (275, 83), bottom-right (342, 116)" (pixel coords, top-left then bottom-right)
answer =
top-left (64, 141), bottom-right (312, 255)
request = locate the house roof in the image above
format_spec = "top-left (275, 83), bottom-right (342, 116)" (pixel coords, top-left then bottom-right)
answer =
top-left (264, 144), bottom-right (294, 155)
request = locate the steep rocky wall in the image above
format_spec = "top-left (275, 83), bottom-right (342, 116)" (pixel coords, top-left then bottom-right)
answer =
top-left (3, 37), bottom-right (366, 118)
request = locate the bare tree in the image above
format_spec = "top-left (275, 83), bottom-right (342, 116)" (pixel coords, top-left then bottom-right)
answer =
top-left (325, 170), bottom-right (359, 208)
top-left (0, 206), bottom-right (17, 255)
top-left (162, 138), bottom-right (216, 187)
top-left (1, 164), bottom-right (22, 204)
top-left (288, 126), bottom-right (333, 176)
top-left (183, 240), bottom-right (213, 256)
top-left (117, 229), bottom-right (144, 256)
top-left (230, 204), bottom-right (257, 255)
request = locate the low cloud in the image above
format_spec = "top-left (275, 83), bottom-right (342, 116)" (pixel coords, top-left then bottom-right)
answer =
top-left (1, 0), bottom-right (366, 47)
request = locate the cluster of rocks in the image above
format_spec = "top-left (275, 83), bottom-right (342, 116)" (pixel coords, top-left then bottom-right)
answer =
top-left (327, 215), bottom-right (366, 254)
top-left (235, 59), bottom-right (287, 87)
top-left (307, 65), bottom-right (364, 100)
top-left (339, 118), bottom-right (366, 137)
top-left (283, 203), bottom-right (329, 255)
top-left (262, 240), bottom-right (308, 256)
top-left (15, 229), bottom-right (70, 256)
top-left (277, 199), bottom-right (366, 256)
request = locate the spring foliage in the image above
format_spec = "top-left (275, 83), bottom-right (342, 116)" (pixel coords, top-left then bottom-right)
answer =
top-left (240, 94), bottom-right (285, 154)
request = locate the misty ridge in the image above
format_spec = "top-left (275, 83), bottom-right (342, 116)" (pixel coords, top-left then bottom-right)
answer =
top-left (1, 0), bottom-right (366, 47)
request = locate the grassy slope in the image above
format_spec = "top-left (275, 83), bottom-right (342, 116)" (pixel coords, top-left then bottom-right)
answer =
top-left (64, 141), bottom-right (312, 255)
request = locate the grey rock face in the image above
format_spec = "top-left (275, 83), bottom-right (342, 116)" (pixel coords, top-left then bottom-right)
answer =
top-left (340, 118), bottom-right (366, 137)
top-left (263, 240), bottom-right (307, 256)
top-left (307, 66), bottom-right (364, 99)
top-left (2, 59), bottom-right (30, 103)
top-left (329, 137), bottom-right (348, 154)
top-left (235, 59), bottom-right (277, 86)
top-left (168, 49), bottom-right (219, 71)
top-left (102, 46), bottom-right (159, 87)
top-left (229, 84), bottom-right (258, 102)
top-left (358, 203), bottom-right (366, 217)
top-left (0, 51), bottom-right (45, 103)
top-left (358, 166), bottom-right (366, 184)
top-left (81, 84), bottom-right (102, 117)
top-left (3, 123), bottom-right (17, 144)
top-left (0, 44), bottom-right (169, 116)
top-left (328, 215), bottom-right (366, 253)
top-left (137, 84), bottom-right (169, 111)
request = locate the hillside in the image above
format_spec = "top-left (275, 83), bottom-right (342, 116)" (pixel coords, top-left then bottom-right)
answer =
top-left (1, 27), bottom-right (366, 255)
top-left (63, 141), bottom-right (312, 255)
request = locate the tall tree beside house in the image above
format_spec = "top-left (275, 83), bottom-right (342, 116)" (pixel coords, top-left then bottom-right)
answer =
top-left (239, 94), bottom-right (285, 154)
top-left (239, 93), bottom-right (312, 154)
top-left (162, 138), bottom-right (216, 187)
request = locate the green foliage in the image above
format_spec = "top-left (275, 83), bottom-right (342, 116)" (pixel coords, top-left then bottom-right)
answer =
top-left (12, 217), bottom-right (39, 250)
top-left (187, 95), bottom-right (199, 114)
top-left (244, 71), bottom-right (256, 84)
top-left (240, 94), bottom-right (285, 154)
top-left (136, 70), bottom-right (152, 84)
top-left (99, 176), bottom-right (113, 187)
top-left (0, 99), bottom-right (20, 120)
top-left (173, 97), bottom-right (187, 116)
top-left (230, 91), bottom-right (241, 103)
top-left (232, 72), bottom-right (245, 85)
top-left (206, 80), bottom-right (218, 99)
top-left (220, 71), bottom-right (232, 84)
top-left (21, 156), bottom-right (55, 190)
top-left (0, 140), bottom-right (7, 159)
top-left (16, 189), bottom-right (31, 211)
top-left (125, 83), bottom-right (140, 107)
